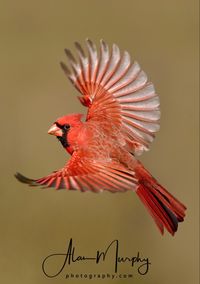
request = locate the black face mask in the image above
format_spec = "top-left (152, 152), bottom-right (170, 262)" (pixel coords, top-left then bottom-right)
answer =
top-left (55, 123), bottom-right (70, 148)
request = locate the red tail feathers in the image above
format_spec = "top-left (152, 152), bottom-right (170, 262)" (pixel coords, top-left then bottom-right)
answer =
top-left (135, 164), bottom-right (186, 235)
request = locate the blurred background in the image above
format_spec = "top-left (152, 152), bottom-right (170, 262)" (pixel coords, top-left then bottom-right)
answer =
top-left (0, 0), bottom-right (199, 283)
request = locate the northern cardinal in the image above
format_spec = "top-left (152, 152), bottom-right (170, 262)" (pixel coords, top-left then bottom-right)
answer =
top-left (15, 39), bottom-right (186, 235)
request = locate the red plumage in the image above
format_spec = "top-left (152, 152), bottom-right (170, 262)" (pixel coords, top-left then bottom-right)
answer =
top-left (15, 39), bottom-right (186, 235)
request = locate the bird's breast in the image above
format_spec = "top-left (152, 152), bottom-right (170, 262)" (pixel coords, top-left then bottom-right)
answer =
top-left (65, 145), bottom-right (74, 155)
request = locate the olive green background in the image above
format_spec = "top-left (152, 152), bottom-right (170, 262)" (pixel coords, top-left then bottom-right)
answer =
top-left (0, 0), bottom-right (199, 283)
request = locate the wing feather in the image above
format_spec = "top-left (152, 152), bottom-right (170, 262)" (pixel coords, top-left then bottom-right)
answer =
top-left (60, 39), bottom-right (160, 155)
top-left (15, 151), bottom-right (138, 192)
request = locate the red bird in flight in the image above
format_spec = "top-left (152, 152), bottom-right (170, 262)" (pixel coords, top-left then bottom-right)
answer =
top-left (16, 39), bottom-right (186, 235)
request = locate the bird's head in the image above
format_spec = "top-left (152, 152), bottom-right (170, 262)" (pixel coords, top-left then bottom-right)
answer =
top-left (48, 113), bottom-right (83, 152)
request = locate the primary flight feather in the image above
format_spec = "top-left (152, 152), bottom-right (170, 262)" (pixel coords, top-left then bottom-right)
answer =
top-left (15, 39), bottom-right (186, 235)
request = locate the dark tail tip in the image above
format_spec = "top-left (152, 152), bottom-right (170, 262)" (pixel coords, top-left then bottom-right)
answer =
top-left (136, 184), bottom-right (184, 236)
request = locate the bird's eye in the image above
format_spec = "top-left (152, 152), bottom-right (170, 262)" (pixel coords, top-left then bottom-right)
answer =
top-left (63, 124), bottom-right (70, 130)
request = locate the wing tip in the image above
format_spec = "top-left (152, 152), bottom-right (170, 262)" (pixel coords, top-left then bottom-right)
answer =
top-left (15, 172), bottom-right (38, 186)
top-left (60, 61), bottom-right (70, 74)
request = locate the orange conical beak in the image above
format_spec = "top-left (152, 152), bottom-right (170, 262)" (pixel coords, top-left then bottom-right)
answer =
top-left (48, 124), bottom-right (62, 137)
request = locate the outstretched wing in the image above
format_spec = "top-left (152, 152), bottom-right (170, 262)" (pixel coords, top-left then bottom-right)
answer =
top-left (60, 39), bottom-right (160, 155)
top-left (15, 151), bottom-right (138, 192)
